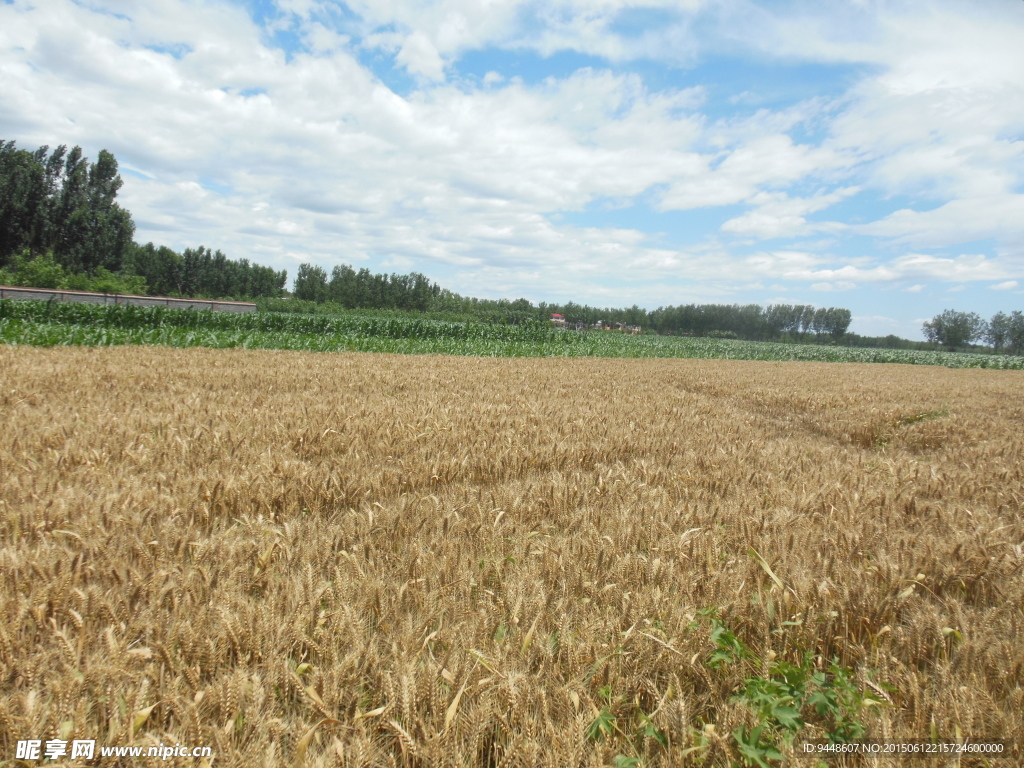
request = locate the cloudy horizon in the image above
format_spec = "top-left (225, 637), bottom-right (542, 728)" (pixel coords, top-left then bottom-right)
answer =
top-left (2, 0), bottom-right (1022, 338)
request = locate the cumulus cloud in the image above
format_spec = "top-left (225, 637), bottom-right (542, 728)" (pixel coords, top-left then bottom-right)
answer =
top-left (811, 281), bottom-right (856, 292)
top-left (791, 253), bottom-right (1009, 284)
top-left (395, 31), bottom-right (446, 80)
top-left (657, 135), bottom-right (849, 211)
top-left (856, 195), bottom-right (1024, 249)
top-left (1, 0), bottom-right (1022, 319)
top-left (346, 0), bottom-right (706, 65)
top-left (720, 187), bottom-right (858, 239)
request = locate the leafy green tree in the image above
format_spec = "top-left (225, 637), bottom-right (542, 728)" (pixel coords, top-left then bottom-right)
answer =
top-left (824, 307), bottom-right (852, 339)
top-left (86, 266), bottom-right (148, 295)
top-left (811, 307), bottom-right (828, 336)
top-left (124, 242), bottom-right (186, 296)
top-left (987, 310), bottom-right (1024, 354)
top-left (922, 309), bottom-right (987, 350)
top-left (987, 312), bottom-right (1011, 352)
top-left (327, 264), bottom-right (356, 305)
top-left (0, 142), bottom-right (50, 262)
top-left (1010, 311), bottom-right (1024, 355)
top-left (3, 141), bottom-right (287, 300)
top-left (48, 147), bottom-right (134, 273)
top-left (294, 263), bottom-right (329, 302)
top-left (0, 250), bottom-right (67, 288)
top-left (1, 141), bottom-right (135, 272)
top-left (0, 250), bottom-right (148, 294)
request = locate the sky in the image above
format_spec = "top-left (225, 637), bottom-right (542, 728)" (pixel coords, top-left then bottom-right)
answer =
top-left (2, 0), bottom-right (1023, 338)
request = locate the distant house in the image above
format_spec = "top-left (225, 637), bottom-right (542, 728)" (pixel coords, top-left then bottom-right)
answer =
top-left (550, 313), bottom-right (566, 326)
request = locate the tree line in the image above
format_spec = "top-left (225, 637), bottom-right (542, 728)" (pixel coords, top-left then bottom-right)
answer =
top-left (0, 141), bottom-right (133, 273)
top-left (124, 243), bottom-right (286, 299)
top-left (292, 260), bottom-right (853, 340)
top-left (646, 303), bottom-right (851, 340)
top-left (293, 263), bottom-right (437, 311)
top-left (6, 140), bottom-right (1015, 352)
top-left (0, 140), bottom-right (286, 299)
top-left (924, 309), bottom-right (1024, 354)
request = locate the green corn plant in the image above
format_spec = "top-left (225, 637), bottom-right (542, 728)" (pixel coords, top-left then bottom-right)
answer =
top-left (3, 299), bottom-right (1024, 367)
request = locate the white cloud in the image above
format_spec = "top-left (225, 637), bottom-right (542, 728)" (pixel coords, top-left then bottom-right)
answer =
top-left (658, 135), bottom-right (849, 211)
top-left (346, 0), bottom-right (524, 58)
top-left (856, 195), bottom-right (1024, 249)
top-left (739, 250), bottom-right (1013, 289)
top-left (395, 31), bottom-right (446, 80)
top-left (720, 187), bottom-right (858, 239)
top-left (905, 284), bottom-right (924, 293)
top-left (794, 253), bottom-right (1009, 284)
top-left (719, 1), bottom-right (1024, 251)
top-left (0, 3), bottom-right (713, 284)
top-left (342, 0), bottom-right (707, 66)
top-left (992, 280), bottom-right (1019, 290)
top-left (811, 281), bottom-right (855, 292)
top-left (303, 22), bottom-right (350, 54)
top-left (1, 0), bottom-right (1022, 319)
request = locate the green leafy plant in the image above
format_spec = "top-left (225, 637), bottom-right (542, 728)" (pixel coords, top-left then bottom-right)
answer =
top-left (639, 711), bottom-right (668, 749)
top-left (708, 617), bottom-right (751, 668)
top-left (2, 299), bottom-right (1023, 369)
top-left (0, 251), bottom-right (148, 295)
top-left (740, 666), bottom-right (806, 733)
top-left (2, 250), bottom-right (67, 289)
top-left (586, 686), bottom-right (617, 741)
top-left (585, 685), bottom-right (668, 767)
top-left (691, 612), bottom-right (881, 767)
top-left (733, 724), bottom-right (783, 768)
top-left (807, 662), bottom-right (869, 743)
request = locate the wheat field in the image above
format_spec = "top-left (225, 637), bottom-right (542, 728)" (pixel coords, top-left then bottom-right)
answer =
top-left (0, 345), bottom-right (1021, 767)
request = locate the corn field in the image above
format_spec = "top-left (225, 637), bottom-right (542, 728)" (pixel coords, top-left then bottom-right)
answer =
top-left (0, 345), bottom-right (1022, 767)
top-left (2, 300), bottom-right (1024, 368)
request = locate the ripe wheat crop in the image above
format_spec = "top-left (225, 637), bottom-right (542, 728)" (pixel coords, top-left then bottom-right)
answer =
top-left (0, 346), bottom-right (1021, 766)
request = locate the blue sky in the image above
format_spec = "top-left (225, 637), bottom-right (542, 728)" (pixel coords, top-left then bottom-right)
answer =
top-left (2, 0), bottom-right (1023, 337)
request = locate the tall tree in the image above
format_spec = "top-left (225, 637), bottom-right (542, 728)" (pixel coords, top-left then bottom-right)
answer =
top-left (987, 310), bottom-right (1024, 354)
top-left (0, 141), bottom-right (47, 262)
top-left (294, 263), bottom-right (329, 302)
top-left (987, 312), bottom-right (1011, 352)
top-left (68, 149), bottom-right (135, 272)
top-left (0, 141), bottom-right (134, 272)
top-left (824, 307), bottom-right (852, 339)
top-left (922, 309), bottom-right (987, 350)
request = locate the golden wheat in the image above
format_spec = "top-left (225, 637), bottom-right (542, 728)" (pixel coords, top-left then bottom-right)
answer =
top-left (0, 346), bottom-right (1021, 767)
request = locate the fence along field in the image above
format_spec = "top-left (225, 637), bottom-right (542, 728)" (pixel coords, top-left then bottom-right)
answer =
top-left (1, 346), bottom-right (1022, 766)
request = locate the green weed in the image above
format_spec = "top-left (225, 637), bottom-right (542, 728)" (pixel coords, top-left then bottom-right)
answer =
top-left (692, 611), bottom-right (882, 767)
